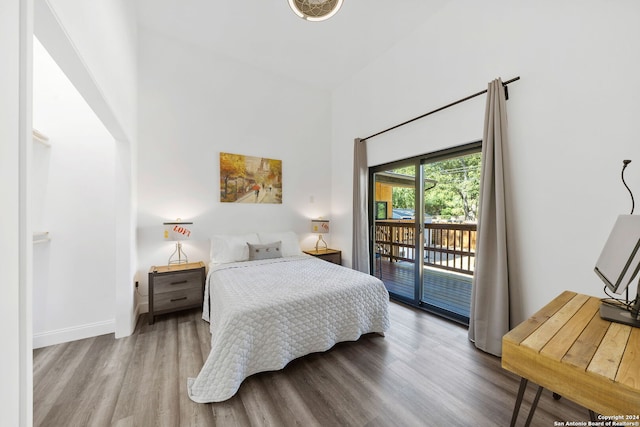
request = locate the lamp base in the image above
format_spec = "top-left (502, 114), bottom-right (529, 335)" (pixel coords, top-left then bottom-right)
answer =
top-left (315, 234), bottom-right (328, 252)
top-left (168, 242), bottom-right (189, 265)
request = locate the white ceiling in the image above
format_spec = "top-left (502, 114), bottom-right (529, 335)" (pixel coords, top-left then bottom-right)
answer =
top-left (135, 0), bottom-right (448, 90)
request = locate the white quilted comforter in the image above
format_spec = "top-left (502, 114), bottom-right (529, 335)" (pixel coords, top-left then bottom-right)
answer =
top-left (187, 255), bottom-right (390, 403)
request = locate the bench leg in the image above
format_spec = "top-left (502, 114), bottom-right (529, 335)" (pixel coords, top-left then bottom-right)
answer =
top-left (510, 378), bottom-right (528, 427)
top-left (524, 385), bottom-right (544, 427)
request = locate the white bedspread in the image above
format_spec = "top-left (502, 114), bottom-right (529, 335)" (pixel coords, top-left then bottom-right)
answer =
top-left (187, 255), bottom-right (390, 403)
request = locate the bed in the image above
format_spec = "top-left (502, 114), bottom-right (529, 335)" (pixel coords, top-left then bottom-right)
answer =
top-left (187, 231), bottom-right (390, 403)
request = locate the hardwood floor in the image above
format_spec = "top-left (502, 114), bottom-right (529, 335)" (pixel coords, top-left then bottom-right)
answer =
top-left (34, 301), bottom-right (589, 427)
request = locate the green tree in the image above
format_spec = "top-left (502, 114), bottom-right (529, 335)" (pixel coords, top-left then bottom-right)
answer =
top-left (423, 153), bottom-right (481, 221)
top-left (387, 152), bottom-right (481, 222)
top-left (389, 167), bottom-right (415, 211)
top-left (392, 187), bottom-right (415, 210)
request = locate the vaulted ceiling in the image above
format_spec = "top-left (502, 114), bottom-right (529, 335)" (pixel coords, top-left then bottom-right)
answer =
top-left (135, 0), bottom-right (448, 90)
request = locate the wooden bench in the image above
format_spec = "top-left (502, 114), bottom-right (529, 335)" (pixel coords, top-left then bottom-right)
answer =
top-left (502, 291), bottom-right (640, 426)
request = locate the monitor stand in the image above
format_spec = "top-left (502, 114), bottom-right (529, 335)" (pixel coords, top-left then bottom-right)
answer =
top-left (600, 303), bottom-right (640, 328)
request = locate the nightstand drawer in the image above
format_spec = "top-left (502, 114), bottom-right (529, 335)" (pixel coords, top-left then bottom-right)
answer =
top-left (153, 271), bottom-right (202, 293)
top-left (319, 252), bottom-right (341, 264)
top-left (148, 261), bottom-right (206, 324)
top-left (303, 249), bottom-right (342, 265)
top-left (153, 287), bottom-right (203, 312)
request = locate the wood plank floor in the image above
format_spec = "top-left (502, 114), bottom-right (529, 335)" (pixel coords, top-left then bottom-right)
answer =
top-left (34, 301), bottom-right (589, 427)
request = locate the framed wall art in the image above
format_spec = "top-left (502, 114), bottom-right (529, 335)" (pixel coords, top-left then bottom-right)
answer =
top-left (220, 152), bottom-right (282, 204)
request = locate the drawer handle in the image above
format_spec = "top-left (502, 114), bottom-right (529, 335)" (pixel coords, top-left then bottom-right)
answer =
top-left (170, 280), bottom-right (188, 285)
top-left (170, 297), bottom-right (188, 302)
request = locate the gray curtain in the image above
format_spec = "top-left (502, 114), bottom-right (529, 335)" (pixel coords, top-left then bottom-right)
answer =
top-left (352, 138), bottom-right (370, 273)
top-left (468, 78), bottom-right (511, 356)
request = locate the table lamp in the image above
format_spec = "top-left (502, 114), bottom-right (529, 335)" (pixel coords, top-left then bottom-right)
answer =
top-left (311, 219), bottom-right (329, 251)
top-left (163, 219), bottom-right (192, 265)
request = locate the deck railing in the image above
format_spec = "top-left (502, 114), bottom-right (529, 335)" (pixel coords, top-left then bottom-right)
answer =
top-left (375, 221), bottom-right (476, 275)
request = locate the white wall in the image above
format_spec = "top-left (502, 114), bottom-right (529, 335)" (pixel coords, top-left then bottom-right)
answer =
top-left (32, 38), bottom-right (117, 348)
top-left (136, 29), bottom-right (333, 308)
top-left (34, 0), bottom-right (138, 337)
top-left (332, 0), bottom-right (640, 324)
top-left (36, 0), bottom-right (137, 141)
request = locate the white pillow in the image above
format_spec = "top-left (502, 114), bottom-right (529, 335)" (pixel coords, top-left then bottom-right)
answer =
top-left (258, 231), bottom-right (302, 257)
top-left (210, 233), bottom-right (260, 263)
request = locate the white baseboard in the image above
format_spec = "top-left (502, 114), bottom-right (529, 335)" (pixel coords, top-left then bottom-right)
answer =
top-left (33, 319), bottom-right (115, 349)
top-left (137, 301), bottom-right (149, 314)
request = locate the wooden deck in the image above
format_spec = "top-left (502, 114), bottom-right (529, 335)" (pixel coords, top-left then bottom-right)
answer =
top-left (376, 259), bottom-right (472, 322)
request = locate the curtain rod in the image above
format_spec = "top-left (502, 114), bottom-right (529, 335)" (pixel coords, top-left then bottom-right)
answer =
top-left (361, 76), bottom-right (520, 142)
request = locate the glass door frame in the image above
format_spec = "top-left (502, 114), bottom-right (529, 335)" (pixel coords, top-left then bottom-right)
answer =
top-left (369, 160), bottom-right (423, 304)
top-left (368, 141), bottom-right (482, 310)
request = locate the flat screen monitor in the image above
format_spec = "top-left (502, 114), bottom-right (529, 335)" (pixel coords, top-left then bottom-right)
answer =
top-left (594, 215), bottom-right (640, 294)
top-left (594, 215), bottom-right (640, 327)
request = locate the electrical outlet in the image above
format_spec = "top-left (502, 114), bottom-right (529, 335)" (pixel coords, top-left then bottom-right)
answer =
top-left (135, 281), bottom-right (139, 288)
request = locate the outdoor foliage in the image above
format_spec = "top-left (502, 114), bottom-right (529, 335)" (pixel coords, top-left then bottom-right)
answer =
top-left (391, 152), bottom-right (481, 222)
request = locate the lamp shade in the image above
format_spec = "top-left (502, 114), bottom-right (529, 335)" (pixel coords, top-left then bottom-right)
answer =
top-left (311, 219), bottom-right (330, 234)
top-left (164, 220), bottom-right (193, 241)
top-left (163, 219), bottom-right (193, 265)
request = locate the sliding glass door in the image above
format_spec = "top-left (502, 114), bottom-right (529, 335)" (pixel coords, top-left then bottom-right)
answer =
top-left (372, 165), bottom-right (418, 301)
top-left (370, 142), bottom-right (481, 324)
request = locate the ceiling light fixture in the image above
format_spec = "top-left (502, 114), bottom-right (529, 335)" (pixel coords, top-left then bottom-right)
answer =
top-left (288, 0), bottom-right (344, 22)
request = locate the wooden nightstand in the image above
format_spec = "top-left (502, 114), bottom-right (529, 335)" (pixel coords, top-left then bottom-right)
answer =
top-left (303, 248), bottom-right (342, 265)
top-left (148, 261), bottom-right (206, 324)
